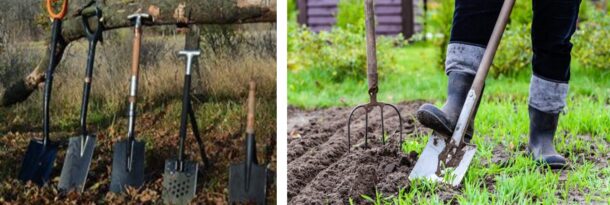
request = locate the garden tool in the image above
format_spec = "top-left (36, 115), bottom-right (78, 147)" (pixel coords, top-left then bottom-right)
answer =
top-left (347, 0), bottom-right (403, 151)
top-left (161, 50), bottom-right (203, 205)
top-left (409, 0), bottom-right (514, 186)
top-left (58, 3), bottom-right (103, 193)
top-left (110, 12), bottom-right (151, 193)
top-left (229, 81), bottom-right (268, 205)
top-left (18, 0), bottom-right (68, 186)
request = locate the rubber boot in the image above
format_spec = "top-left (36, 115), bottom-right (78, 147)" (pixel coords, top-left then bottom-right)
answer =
top-left (528, 106), bottom-right (567, 169)
top-left (416, 72), bottom-right (477, 142)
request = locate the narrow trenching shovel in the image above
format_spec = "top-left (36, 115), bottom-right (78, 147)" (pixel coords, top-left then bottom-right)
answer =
top-left (58, 3), bottom-right (103, 193)
top-left (409, 0), bottom-right (515, 186)
top-left (109, 12), bottom-right (151, 193)
top-left (229, 81), bottom-right (268, 205)
top-left (18, 0), bottom-right (69, 186)
top-left (347, 0), bottom-right (403, 151)
top-left (161, 50), bottom-right (205, 205)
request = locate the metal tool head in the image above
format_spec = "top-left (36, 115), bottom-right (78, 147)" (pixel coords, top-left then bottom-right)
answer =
top-left (18, 139), bottom-right (58, 185)
top-left (228, 162), bottom-right (268, 205)
top-left (58, 134), bottom-right (96, 192)
top-left (408, 132), bottom-right (476, 186)
top-left (162, 159), bottom-right (198, 205)
top-left (127, 12), bottom-right (151, 28)
top-left (110, 139), bottom-right (145, 193)
top-left (347, 102), bottom-right (403, 151)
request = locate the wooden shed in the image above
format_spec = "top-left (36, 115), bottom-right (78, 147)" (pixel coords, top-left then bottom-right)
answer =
top-left (297, 0), bottom-right (423, 38)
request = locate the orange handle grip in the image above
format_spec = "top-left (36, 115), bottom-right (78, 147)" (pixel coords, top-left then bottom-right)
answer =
top-left (46, 0), bottom-right (68, 20)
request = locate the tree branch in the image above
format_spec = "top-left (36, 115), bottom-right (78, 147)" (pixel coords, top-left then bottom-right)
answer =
top-left (1, 0), bottom-right (275, 106)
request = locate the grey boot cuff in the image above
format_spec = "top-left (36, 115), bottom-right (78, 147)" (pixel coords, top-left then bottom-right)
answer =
top-left (528, 75), bottom-right (569, 114)
top-left (445, 43), bottom-right (486, 76)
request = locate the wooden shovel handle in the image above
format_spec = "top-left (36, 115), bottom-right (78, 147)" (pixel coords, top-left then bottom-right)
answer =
top-left (364, 0), bottom-right (378, 102)
top-left (246, 81), bottom-right (256, 134)
top-left (46, 0), bottom-right (68, 20)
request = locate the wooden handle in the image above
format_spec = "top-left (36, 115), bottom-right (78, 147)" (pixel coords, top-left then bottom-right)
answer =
top-left (130, 27), bottom-right (142, 77)
top-left (364, 0), bottom-right (378, 100)
top-left (246, 81), bottom-right (256, 134)
top-left (46, 0), bottom-right (68, 20)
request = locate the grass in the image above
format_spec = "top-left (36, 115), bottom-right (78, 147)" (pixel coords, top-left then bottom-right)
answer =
top-left (288, 42), bottom-right (610, 204)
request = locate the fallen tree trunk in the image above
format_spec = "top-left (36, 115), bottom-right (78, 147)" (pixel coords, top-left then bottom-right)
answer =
top-left (0, 0), bottom-right (275, 106)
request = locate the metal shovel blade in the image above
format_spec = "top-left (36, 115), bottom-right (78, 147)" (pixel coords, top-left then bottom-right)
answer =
top-left (58, 135), bottom-right (96, 192)
top-left (162, 159), bottom-right (198, 205)
top-left (228, 162), bottom-right (268, 205)
top-left (18, 139), bottom-right (58, 185)
top-left (409, 133), bottom-right (476, 186)
top-left (110, 139), bottom-right (145, 193)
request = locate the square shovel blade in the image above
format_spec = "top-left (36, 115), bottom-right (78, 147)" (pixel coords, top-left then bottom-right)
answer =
top-left (229, 163), bottom-right (268, 205)
top-left (162, 159), bottom-right (198, 205)
top-left (409, 133), bottom-right (476, 186)
top-left (110, 139), bottom-right (145, 193)
top-left (18, 139), bottom-right (58, 185)
top-left (58, 135), bottom-right (96, 192)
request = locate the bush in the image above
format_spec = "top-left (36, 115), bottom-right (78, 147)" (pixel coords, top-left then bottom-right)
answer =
top-left (288, 26), bottom-right (399, 82)
top-left (335, 0), bottom-right (365, 34)
top-left (573, 11), bottom-right (610, 71)
top-left (491, 24), bottom-right (532, 77)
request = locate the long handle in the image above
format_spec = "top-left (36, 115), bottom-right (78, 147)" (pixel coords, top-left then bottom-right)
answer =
top-left (42, 20), bottom-right (62, 148)
top-left (364, 0), bottom-right (378, 103)
top-left (177, 52), bottom-right (197, 165)
top-left (245, 81), bottom-right (257, 191)
top-left (126, 23), bottom-right (143, 143)
top-left (187, 101), bottom-right (209, 168)
top-left (79, 37), bottom-right (97, 136)
top-left (450, 0), bottom-right (515, 145)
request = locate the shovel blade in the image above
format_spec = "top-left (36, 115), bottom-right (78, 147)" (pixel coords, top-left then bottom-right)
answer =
top-left (110, 139), bottom-right (145, 193)
top-left (58, 135), bottom-right (96, 192)
top-left (162, 159), bottom-right (198, 205)
top-left (18, 139), bottom-right (58, 185)
top-left (229, 162), bottom-right (268, 205)
top-left (409, 133), bottom-right (476, 186)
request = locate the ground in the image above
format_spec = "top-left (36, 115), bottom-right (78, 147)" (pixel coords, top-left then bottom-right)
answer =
top-left (287, 43), bottom-right (610, 204)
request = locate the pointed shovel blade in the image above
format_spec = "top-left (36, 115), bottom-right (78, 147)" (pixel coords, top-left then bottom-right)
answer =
top-left (162, 159), bottom-right (198, 205)
top-left (229, 162), bottom-right (268, 205)
top-left (58, 135), bottom-right (96, 192)
top-left (110, 139), bottom-right (145, 193)
top-left (409, 132), bottom-right (476, 186)
top-left (18, 139), bottom-right (58, 185)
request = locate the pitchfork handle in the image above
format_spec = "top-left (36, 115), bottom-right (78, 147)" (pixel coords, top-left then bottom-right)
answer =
top-left (364, 0), bottom-right (378, 103)
top-left (246, 81), bottom-right (256, 134)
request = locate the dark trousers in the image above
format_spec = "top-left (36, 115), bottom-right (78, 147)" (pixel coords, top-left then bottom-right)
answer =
top-left (450, 0), bottom-right (581, 83)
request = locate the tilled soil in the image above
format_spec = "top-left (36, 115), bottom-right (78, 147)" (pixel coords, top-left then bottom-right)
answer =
top-left (287, 102), bottom-right (428, 204)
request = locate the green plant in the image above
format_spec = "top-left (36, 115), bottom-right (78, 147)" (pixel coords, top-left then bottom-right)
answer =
top-left (335, 0), bottom-right (365, 33)
top-left (491, 23), bottom-right (532, 77)
top-left (573, 11), bottom-right (610, 71)
top-left (428, 0), bottom-right (454, 67)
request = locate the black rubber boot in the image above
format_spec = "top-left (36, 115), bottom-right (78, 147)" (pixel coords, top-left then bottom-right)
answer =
top-left (528, 106), bottom-right (567, 169)
top-left (416, 72), bottom-right (477, 142)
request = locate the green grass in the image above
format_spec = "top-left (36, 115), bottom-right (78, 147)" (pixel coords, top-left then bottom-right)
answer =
top-left (288, 42), bottom-right (610, 204)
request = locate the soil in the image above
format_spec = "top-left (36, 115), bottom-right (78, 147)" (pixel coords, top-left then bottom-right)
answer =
top-left (287, 102), bottom-right (427, 204)
top-left (287, 102), bottom-right (609, 204)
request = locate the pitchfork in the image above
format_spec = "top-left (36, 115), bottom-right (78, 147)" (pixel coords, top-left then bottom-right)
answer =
top-left (347, 0), bottom-right (403, 151)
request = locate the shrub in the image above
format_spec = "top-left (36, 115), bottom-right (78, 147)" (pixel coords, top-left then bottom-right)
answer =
top-left (335, 0), bottom-right (365, 34)
top-left (573, 11), bottom-right (610, 71)
top-left (288, 26), bottom-right (400, 83)
top-left (491, 24), bottom-right (532, 77)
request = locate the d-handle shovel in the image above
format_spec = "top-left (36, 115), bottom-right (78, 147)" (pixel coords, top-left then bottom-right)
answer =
top-left (109, 12), bottom-right (151, 193)
top-left (162, 50), bottom-right (203, 205)
top-left (58, 3), bottom-right (103, 193)
top-left (229, 81), bottom-right (268, 205)
top-left (18, 0), bottom-right (69, 186)
top-left (409, 0), bottom-right (515, 186)
top-left (347, 0), bottom-right (403, 151)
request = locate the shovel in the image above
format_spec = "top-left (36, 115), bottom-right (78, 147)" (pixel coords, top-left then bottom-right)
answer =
top-left (161, 50), bottom-right (202, 205)
top-left (229, 81), bottom-right (268, 205)
top-left (347, 0), bottom-right (403, 151)
top-left (409, 0), bottom-right (515, 186)
top-left (58, 4), bottom-right (103, 193)
top-left (109, 12), bottom-right (151, 193)
top-left (18, 0), bottom-right (68, 186)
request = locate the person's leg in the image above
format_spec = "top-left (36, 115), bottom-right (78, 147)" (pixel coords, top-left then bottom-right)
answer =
top-left (416, 0), bottom-right (502, 141)
top-left (529, 0), bottom-right (581, 168)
